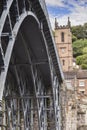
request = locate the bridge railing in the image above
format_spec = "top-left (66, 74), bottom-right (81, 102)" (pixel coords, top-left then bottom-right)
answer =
top-left (39, 0), bottom-right (64, 82)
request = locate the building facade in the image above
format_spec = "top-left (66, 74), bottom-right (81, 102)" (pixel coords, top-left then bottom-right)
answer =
top-left (54, 18), bottom-right (87, 130)
top-left (54, 17), bottom-right (73, 72)
top-left (64, 70), bottom-right (87, 130)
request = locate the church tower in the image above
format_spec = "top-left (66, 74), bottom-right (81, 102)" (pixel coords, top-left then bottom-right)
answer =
top-left (54, 17), bottom-right (73, 72)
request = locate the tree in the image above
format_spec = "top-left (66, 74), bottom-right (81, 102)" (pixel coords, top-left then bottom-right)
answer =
top-left (76, 54), bottom-right (87, 69)
top-left (71, 25), bottom-right (84, 39)
top-left (71, 23), bottom-right (87, 40)
top-left (73, 39), bottom-right (87, 57)
top-left (76, 55), bottom-right (83, 65)
top-left (82, 47), bottom-right (87, 54)
top-left (71, 23), bottom-right (87, 70)
top-left (83, 23), bottom-right (87, 39)
top-left (81, 64), bottom-right (87, 69)
top-left (72, 34), bottom-right (77, 42)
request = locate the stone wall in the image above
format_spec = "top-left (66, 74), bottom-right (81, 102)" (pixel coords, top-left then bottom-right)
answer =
top-left (61, 83), bottom-right (87, 130)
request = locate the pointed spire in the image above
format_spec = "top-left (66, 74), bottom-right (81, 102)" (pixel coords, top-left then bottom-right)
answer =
top-left (55, 18), bottom-right (58, 29)
top-left (67, 17), bottom-right (71, 28)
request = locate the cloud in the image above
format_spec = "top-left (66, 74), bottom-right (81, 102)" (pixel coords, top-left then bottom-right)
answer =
top-left (45, 0), bottom-right (64, 7)
top-left (45, 0), bottom-right (87, 29)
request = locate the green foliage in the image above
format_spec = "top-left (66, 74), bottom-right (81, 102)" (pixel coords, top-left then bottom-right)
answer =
top-left (53, 22), bottom-right (87, 69)
top-left (81, 64), bottom-right (87, 69)
top-left (73, 39), bottom-right (87, 57)
top-left (82, 47), bottom-right (87, 54)
top-left (76, 54), bottom-right (87, 68)
top-left (83, 23), bottom-right (87, 39)
top-left (72, 25), bottom-right (83, 39)
top-left (71, 23), bottom-right (87, 39)
top-left (72, 23), bottom-right (87, 69)
top-left (72, 35), bottom-right (77, 42)
top-left (76, 55), bottom-right (83, 65)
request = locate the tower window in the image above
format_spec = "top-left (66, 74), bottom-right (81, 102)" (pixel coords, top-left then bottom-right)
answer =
top-left (61, 32), bottom-right (64, 42)
top-left (62, 60), bottom-right (65, 66)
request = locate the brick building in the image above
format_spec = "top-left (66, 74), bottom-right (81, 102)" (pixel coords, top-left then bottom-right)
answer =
top-left (64, 70), bottom-right (87, 130)
top-left (54, 18), bottom-right (87, 130)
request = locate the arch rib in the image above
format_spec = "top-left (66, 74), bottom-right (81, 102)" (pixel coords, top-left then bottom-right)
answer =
top-left (0, 11), bottom-right (39, 100)
top-left (0, 1), bottom-right (63, 130)
top-left (0, 0), bottom-right (13, 36)
top-left (40, 25), bottom-right (61, 130)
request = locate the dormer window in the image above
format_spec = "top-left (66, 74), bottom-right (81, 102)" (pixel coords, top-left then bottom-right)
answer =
top-left (61, 32), bottom-right (64, 42)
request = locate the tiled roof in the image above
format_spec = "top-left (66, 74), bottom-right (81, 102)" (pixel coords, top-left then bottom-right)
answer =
top-left (77, 70), bottom-right (87, 79)
top-left (64, 70), bottom-right (87, 80)
top-left (64, 71), bottom-right (77, 80)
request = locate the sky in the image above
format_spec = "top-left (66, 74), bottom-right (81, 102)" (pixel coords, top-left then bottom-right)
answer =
top-left (45, 0), bottom-right (87, 29)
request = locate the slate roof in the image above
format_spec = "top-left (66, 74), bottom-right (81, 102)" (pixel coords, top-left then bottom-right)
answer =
top-left (77, 70), bottom-right (87, 79)
top-left (64, 70), bottom-right (87, 80)
top-left (64, 71), bottom-right (77, 80)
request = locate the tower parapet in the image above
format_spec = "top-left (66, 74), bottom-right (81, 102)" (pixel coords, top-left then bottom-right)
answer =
top-left (55, 17), bottom-right (71, 29)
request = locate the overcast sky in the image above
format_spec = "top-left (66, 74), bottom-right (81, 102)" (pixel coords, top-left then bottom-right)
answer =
top-left (45, 0), bottom-right (87, 29)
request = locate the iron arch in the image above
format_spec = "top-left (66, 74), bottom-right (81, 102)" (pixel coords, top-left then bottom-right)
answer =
top-left (1, 11), bottom-right (54, 130)
top-left (0, 1), bottom-right (63, 130)
top-left (0, 11), bottom-right (48, 99)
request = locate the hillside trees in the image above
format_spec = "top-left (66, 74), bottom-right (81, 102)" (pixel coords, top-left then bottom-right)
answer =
top-left (72, 23), bottom-right (87, 39)
top-left (72, 23), bottom-right (87, 69)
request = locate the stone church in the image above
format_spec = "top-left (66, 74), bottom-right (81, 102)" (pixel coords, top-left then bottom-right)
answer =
top-left (54, 17), bottom-right (73, 72)
top-left (54, 18), bottom-right (87, 130)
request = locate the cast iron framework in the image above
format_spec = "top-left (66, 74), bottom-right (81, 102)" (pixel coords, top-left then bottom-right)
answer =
top-left (0, 0), bottom-right (64, 130)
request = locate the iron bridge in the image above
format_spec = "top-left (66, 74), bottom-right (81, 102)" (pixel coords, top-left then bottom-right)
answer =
top-left (0, 0), bottom-right (64, 130)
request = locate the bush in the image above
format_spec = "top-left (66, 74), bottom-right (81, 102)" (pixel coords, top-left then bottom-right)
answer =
top-left (73, 39), bottom-right (87, 57)
top-left (76, 54), bottom-right (87, 69)
top-left (83, 47), bottom-right (87, 54)
top-left (76, 55), bottom-right (83, 65)
top-left (72, 35), bottom-right (77, 42)
top-left (81, 64), bottom-right (87, 69)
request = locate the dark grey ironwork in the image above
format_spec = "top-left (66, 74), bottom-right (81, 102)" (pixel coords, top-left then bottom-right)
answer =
top-left (0, 0), bottom-right (64, 130)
